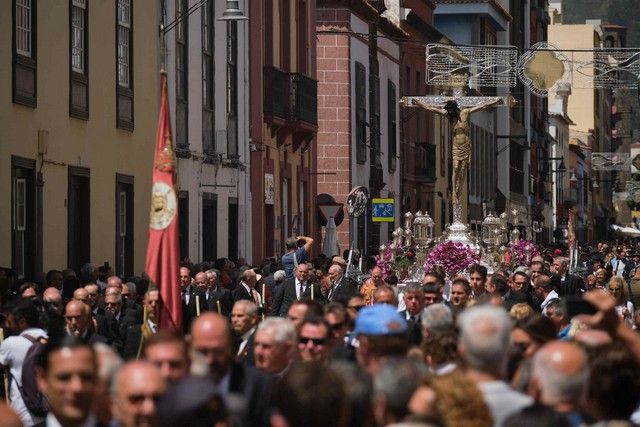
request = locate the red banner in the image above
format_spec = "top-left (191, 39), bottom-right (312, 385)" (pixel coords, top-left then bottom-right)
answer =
top-left (145, 72), bottom-right (182, 332)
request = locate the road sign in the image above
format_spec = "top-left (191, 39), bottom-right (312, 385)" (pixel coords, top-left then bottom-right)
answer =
top-left (372, 198), bottom-right (395, 223)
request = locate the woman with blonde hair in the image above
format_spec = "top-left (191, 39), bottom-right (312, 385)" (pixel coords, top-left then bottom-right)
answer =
top-left (607, 275), bottom-right (634, 327)
top-left (408, 370), bottom-right (492, 427)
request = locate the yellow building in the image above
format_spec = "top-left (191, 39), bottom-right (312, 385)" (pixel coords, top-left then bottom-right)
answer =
top-left (1, 1), bottom-right (159, 279)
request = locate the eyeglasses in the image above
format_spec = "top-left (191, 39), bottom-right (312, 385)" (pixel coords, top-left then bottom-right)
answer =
top-left (299, 337), bottom-right (326, 346)
top-left (347, 305), bottom-right (365, 312)
top-left (423, 282), bottom-right (437, 287)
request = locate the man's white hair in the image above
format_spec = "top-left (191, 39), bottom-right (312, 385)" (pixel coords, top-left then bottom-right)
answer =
top-left (457, 305), bottom-right (513, 375)
top-left (257, 317), bottom-right (296, 345)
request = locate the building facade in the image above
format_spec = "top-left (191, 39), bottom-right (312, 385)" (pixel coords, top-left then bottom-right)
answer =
top-left (431, 0), bottom-right (513, 229)
top-left (316, 0), bottom-right (405, 255)
top-left (162, 0), bottom-right (251, 265)
top-left (1, 0), bottom-right (160, 279)
top-left (249, 0), bottom-right (319, 262)
top-left (399, 0), bottom-right (451, 234)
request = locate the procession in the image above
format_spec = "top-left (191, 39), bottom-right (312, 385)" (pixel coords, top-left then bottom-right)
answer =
top-left (4, 0), bottom-right (640, 426)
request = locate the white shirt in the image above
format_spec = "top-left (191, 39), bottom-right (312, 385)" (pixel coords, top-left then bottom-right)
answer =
top-left (540, 289), bottom-right (559, 315)
top-left (295, 279), bottom-right (308, 299)
top-left (612, 258), bottom-right (626, 277)
top-left (237, 326), bottom-right (256, 356)
top-left (0, 327), bottom-right (48, 427)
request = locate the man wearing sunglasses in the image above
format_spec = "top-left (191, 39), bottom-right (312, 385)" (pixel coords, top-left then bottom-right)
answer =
top-left (297, 317), bottom-right (332, 363)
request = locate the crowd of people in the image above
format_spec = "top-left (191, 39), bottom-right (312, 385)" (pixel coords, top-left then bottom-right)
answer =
top-left (2, 236), bottom-right (640, 427)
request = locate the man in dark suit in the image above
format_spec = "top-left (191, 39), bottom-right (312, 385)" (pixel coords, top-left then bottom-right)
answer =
top-left (191, 313), bottom-right (272, 427)
top-left (64, 300), bottom-right (108, 345)
top-left (272, 263), bottom-right (325, 317)
top-left (181, 266), bottom-right (206, 334)
top-left (326, 264), bottom-right (358, 304)
top-left (398, 283), bottom-right (426, 346)
top-left (121, 288), bottom-right (159, 360)
top-left (551, 257), bottom-right (585, 297)
top-left (233, 269), bottom-right (262, 304)
top-left (231, 300), bottom-right (258, 366)
top-left (204, 269), bottom-right (233, 316)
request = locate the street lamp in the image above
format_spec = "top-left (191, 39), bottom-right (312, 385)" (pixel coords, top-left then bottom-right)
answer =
top-left (218, 0), bottom-right (249, 21)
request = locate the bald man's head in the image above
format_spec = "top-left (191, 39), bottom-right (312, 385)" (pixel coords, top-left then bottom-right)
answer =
top-left (190, 313), bottom-right (233, 383)
top-left (65, 300), bottom-right (91, 336)
top-left (107, 276), bottom-right (123, 291)
top-left (112, 361), bottom-right (166, 427)
top-left (73, 288), bottom-right (89, 305)
top-left (532, 341), bottom-right (588, 409)
top-left (194, 272), bottom-right (207, 289)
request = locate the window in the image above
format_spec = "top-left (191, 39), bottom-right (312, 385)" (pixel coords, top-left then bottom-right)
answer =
top-left (371, 74), bottom-right (381, 166)
top-left (178, 191), bottom-right (189, 261)
top-left (70, 0), bottom-right (88, 119)
top-left (16, 0), bottom-right (32, 56)
top-left (116, 0), bottom-right (133, 129)
top-left (298, 181), bottom-right (305, 236)
top-left (116, 174), bottom-right (134, 278)
top-left (202, 194), bottom-right (218, 262)
top-left (226, 21), bottom-right (238, 158)
top-left (12, 157), bottom-right (37, 280)
top-left (68, 167), bottom-right (90, 273)
top-left (355, 62), bottom-right (367, 164)
top-left (71, 0), bottom-right (86, 73)
top-left (510, 143), bottom-right (525, 194)
top-left (228, 198), bottom-right (238, 261)
top-left (175, 0), bottom-right (188, 147)
top-left (387, 80), bottom-right (397, 171)
top-left (13, 0), bottom-right (37, 107)
top-left (117, 0), bottom-right (131, 87)
top-left (282, 179), bottom-right (290, 243)
top-left (202, 1), bottom-right (214, 153)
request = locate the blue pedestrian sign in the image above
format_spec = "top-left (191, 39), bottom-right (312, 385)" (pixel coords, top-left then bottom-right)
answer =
top-left (371, 198), bottom-right (395, 222)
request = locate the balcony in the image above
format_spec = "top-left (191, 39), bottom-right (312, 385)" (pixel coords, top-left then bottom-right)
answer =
top-left (264, 66), bottom-right (317, 129)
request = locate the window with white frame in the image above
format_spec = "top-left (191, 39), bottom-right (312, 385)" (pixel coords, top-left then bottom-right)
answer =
top-left (117, 0), bottom-right (131, 87)
top-left (15, 0), bottom-right (32, 57)
top-left (118, 191), bottom-right (126, 276)
top-left (71, 0), bottom-right (86, 73)
top-left (14, 178), bottom-right (26, 277)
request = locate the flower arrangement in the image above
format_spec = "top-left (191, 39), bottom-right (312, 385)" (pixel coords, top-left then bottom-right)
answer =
top-left (423, 241), bottom-right (480, 278)
top-left (508, 239), bottom-right (540, 267)
top-left (375, 242), bottom-right (416, 280)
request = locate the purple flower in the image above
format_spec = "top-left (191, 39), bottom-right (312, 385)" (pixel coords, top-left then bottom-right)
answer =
top-left (423, 241), bottom-right (480, 278)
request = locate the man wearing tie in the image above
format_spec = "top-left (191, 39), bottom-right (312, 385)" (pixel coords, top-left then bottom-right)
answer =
top-left (204, 269), bottom-right (233, 316)
top-left (231, 300), bottom-right (259, 365)
top-left (610, 247), bottom-right (627, 278)
top-left (233, 269), bottom-right (263, 306)
top-left (550, 257), bottom-right (585, 297)
top-left (398, 284), bottom-right (426, 345)
top-left (326, 264), bottom-right (358, 304)
top-left (272, 263), bottom-right (325, 317)
top-left (181, 266), bottom-right (205, 334)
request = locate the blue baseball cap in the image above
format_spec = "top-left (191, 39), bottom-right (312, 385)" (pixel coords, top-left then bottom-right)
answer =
top-left (353, 304), bottom-right (408, 336)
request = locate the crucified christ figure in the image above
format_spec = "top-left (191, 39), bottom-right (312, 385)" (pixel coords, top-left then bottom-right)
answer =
top-left (408, 96), bottom-right (515, 206)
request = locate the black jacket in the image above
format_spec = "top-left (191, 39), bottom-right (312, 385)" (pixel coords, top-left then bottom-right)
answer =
top-left (205, 286), bottom-right (233, 316)
top-left (272, 278), bottom-right (326, 317)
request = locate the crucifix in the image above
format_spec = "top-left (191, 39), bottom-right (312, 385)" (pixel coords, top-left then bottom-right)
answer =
top-left (401, 73), bottom-right (515, 239)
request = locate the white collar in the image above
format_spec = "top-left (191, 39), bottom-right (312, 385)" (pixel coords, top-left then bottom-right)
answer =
top-left (241, 326), bottom-right (256, 341)
top-left (541, 289), bottom-right (559, 309)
